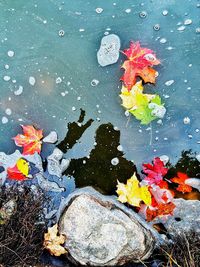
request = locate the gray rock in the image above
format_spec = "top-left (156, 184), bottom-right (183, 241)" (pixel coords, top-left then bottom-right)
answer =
top-left (58, 187), bottom-right (157, 266)
top-left (163, 199), bottom-right (200, 235)
top-left (43, 131), bottom-right (58, 144)
top-left (97, 34), bottom-right (121, 67)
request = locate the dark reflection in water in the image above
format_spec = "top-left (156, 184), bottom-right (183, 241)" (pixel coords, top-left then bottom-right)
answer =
top-left (57, 110), bottom-right (136, 195)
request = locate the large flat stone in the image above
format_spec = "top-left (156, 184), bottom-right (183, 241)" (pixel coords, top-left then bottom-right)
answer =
top-left (58, 187), bottom-right (157, 266)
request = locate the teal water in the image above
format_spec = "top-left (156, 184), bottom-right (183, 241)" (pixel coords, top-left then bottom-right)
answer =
top-left (0, 1), bottom-right (200, 176)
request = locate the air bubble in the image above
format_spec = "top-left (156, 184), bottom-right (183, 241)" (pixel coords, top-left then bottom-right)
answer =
top-left (184, 19), bottom-right (192, 25)
top-left (153, 24), bottom-right (160, 31)
top-left (125, 8), bottom-right (131, 14)
top-left (183, 117), bottom-right (190, 124)
top-left (111, 157), bottom-right (119, 166)
top-left (165, 80), bottom-right (174, 86)
top-left (91, 79), bottom-right (99, 86)
top-left (139, 11), bottom-right (147, 18)
top-left (196, 27), bottom-right (200, 34)
top-left (117, 145), bottom-right (123, 151)
top-left (95, 7), bottom-right (103, 14)
top-left (58, 30), bottom-right (65, 37)
top-left (162, 10), bottom-right (168, 16)
top-left (160, 38), bottom-right (167, 44)
top-left (177, 25), bottom-right (185, 31)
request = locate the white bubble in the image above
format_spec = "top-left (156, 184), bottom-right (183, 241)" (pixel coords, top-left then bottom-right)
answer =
top-left (2, 116), bottom-right (8, 124)
top-left (14, 85), bottom-right (23, 96)
top-left (165, 80), bottom-right (174, 86)
top-left (5, 108), bottom-right (12, 115)
top-left (56, 77), bottom-right (62, 84)
top-left (125, 8), bottom-right (131, 14)
top-left (5, 64), bottom-right (9, 69)
top-left (72, 106), bottom-right (76, 111)
top-left (91, 79), bottom-right (99, 87)
top-left (3, 76), bottom-right (11, 81)
top-left (117, 145), bottom-right (123, 151)
top-left (29, 76), bottom-right (36, 86)
top-left (7, 50), bottom-right (14, 57)
top-left (95, 7), bottom-right (103, 14)
top-left (162, 10), bottom-right (168, 16)
top-left (111, 157), bottom-right (119, 166)
top-left (160, 38), bottom-right (167, 44)
top-left (184, 19), bottom-right (192, 25)
top-left (177, 25), bottom-right (185, 31)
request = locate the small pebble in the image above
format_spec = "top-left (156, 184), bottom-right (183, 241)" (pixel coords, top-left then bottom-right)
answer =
top-left (183, 117), bottom-right (190, 124)
top-left (7, 50), bottom-right (14, 57)
top-left (29, 76), bottom-right (36, 86)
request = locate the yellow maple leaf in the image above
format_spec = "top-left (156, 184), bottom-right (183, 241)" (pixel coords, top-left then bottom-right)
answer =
top-left (120, 81), bottom-right (155, 110)
top-left (116, 174), bottom-right (151, 207)
top-left (16, 158), bottom-right (29, 176)
top-left (43, 223), bottom-right (67, 256)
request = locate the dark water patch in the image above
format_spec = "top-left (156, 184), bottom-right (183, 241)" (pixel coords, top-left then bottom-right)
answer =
top-left (61, 121), bottom-right (137, 195)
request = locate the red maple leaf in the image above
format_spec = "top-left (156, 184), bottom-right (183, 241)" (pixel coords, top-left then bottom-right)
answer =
top-left (121, 41), bottom-right (160, 90)
top-left (7, 165), bottom-right (26, 181)
top-left (13, 125), bottom-right (43, 155)
top-left (143, 157), bottom-right (168, 185)
top-left (171, 172), bottom-right (192, 193)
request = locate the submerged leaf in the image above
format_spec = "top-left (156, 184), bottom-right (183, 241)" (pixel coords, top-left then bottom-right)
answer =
top-left (43, 224), bottom-right (67, 256)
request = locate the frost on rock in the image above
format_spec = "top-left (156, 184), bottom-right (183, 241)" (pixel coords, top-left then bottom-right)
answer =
top-left (47, 148), bottom-right (70, 177)
top-left (36, 173), bottom-right (64, 193)
top-left (97, 34), bottom-right (121, 67)
top-left (43, 131), bottom-right (58, 143)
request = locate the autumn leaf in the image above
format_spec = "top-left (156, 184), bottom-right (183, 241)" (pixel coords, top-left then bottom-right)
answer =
top-left (43, 224), bottom-right (67, 257)
top-left (143, 157), bottom-right (168, 185)
top-left (116, 173), bottom-right (152, 207)
top-left (13, 125), bottom-right (43, 155)
top-left (7, 158), bottom-right (30, 181)
top-left (128, 93), bottom-right (165, 125)
top-left (121, 41), bottom-right (160, 90)
top-left (171, 172), bottom-right (192, 193)
top-left (120, 81), bottom-right (156, 110)
top-left (146, 202), bottom-right (176, 222)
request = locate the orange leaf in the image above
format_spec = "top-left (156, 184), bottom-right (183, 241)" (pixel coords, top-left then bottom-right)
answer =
top-left (13, 125), bottom-right (43, 155)
top-left (171, 172), bottom-right (192, 193)
top-left (137, 67), bottom-right (157, 84)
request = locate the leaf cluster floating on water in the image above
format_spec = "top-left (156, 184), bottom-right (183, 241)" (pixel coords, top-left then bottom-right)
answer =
top-left (116, 157), bottom-right (196, 221)
top-left (120, 41), bottom-right (166, 125)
